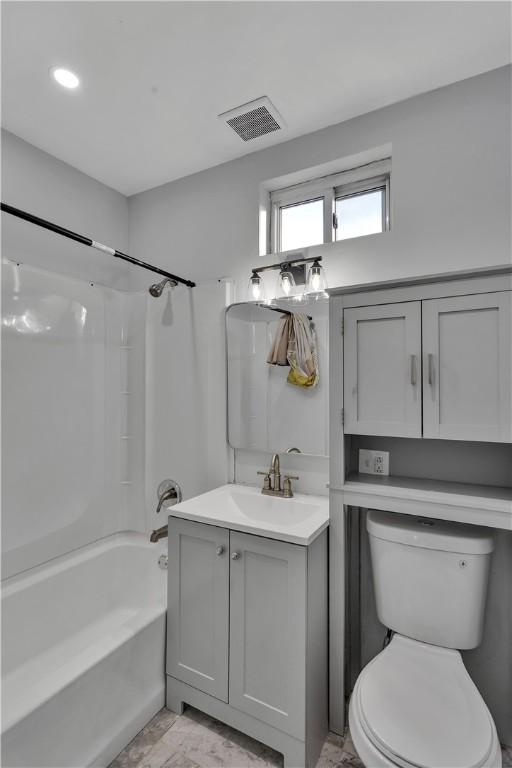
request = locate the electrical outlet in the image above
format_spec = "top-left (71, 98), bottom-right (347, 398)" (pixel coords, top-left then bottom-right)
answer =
top-left (359, 449), bottom-right (390, 476)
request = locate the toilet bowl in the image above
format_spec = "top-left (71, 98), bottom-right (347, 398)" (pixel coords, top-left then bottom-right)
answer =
top-left (349, 634), bottom-right (502, 768)
top-left (349, 510), bottom-right (501, 768)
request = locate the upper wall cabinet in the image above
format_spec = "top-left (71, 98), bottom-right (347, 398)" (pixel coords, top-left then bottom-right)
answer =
top-left (422, 292), bottom-right (511, 442)
top-left (343, 302), bottom-right (422, 437)
top-left (344, 291), bottom-right (511, 443)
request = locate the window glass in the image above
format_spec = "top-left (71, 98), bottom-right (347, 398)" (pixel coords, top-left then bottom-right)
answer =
top-left (280, 198), bottom-right (324, 251)
top-left (335, 189), bottom-right (384, 241)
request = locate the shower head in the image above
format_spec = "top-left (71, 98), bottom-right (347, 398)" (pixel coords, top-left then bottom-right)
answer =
top-left (149, 278), bottom-right (177, 297)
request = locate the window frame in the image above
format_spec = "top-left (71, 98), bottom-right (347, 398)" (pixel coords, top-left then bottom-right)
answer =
top-left (270, 158), bottom-right (391, 254)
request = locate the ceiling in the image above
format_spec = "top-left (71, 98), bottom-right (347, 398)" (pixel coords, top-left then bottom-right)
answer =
top-left (2, 1), bottom-right (511, 196)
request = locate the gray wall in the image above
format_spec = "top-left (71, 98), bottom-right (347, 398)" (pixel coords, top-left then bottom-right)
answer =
top-left (1, 129), bottom-right (130, 288)
top-left (128, 66), bottom-right (511, 298)
top-left (128, 64), bottom-right (511, 498)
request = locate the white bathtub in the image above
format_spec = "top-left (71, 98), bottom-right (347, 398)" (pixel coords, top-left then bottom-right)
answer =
top-left (1, 532), bottom-right (167, 768)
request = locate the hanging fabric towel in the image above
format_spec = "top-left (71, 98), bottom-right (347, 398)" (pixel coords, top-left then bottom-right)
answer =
top-left (266, 315), bottom-right (292, 366)
top-left (287, 314), bottom-right (319, 388)
top-left (267, 313), bottom-right (319, 388)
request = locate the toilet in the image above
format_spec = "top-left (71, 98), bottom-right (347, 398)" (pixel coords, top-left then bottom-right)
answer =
top-left (349, 510), bottom-right (502, 768)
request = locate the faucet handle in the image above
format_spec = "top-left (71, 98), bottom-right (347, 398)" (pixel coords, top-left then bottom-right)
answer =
top-left (283, 475), bottom-right (299, 498)
top-left (257, 470), bottom-right (271, 491)
top-left (156, 479), bottom-right (182, 514)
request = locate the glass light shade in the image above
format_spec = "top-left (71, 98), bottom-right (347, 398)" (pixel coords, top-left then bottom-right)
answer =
top-left (304, 261), bottom-right (328, 299)
top-left (279, 268), bottom-right (296, 298)
top-left (247, 272), bottom-right (267, 303)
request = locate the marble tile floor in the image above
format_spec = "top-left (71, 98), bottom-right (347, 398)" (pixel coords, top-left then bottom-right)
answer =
top-left (108, 707), bottom-right (362, 768)
top-left (109, 707), bottom-right (512, 768)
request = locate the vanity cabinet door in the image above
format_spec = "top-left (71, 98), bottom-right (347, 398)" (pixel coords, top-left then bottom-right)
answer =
top-left (344, 302), bottom-right (422, 437)
top-left (167, 518), bottom-right (229, 702)
top-left (229, 532), bottom-right (307, 739)
top-left (422, 292), bottom-right (512, 442)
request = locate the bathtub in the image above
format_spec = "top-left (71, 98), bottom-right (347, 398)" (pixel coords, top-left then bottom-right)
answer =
top-left (1, 532), bottom-right (167, 768)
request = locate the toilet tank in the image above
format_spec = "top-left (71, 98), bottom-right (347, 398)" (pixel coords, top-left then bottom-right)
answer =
top-left (367, 510), bottom-right (494, 650)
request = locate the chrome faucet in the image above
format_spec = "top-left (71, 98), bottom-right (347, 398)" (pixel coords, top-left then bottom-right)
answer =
top-left (257, 453), bottom-right (298, 498)
top-left (150, 479), bottom-right (182, 543)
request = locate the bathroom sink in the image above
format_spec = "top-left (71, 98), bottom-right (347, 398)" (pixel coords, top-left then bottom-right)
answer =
top-left (168, 484), bottom-right (329, 545)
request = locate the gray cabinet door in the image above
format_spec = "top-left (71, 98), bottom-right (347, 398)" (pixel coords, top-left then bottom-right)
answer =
top-left (167, 517), bottom-right (229, 702)
top-left (344, 301), bottom-right (422, 437)
top-left (229, 531), bottom-right (307, 739)
top-left (422, 292), bottom-right (512, 442)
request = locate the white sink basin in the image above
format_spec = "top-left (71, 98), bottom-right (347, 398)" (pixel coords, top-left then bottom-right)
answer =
top-left (168, 483), bottom-right (329, 545)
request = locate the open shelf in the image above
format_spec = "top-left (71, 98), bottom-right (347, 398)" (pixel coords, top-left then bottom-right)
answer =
top-left (340, 473), bottom-right (512, 531)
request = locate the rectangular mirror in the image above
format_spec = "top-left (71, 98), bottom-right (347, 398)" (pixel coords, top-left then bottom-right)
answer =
top-left (226, 300), bottom-right (329, 457)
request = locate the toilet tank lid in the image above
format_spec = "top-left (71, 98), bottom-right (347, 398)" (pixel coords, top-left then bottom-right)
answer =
top-left (366, 510), bottom-right (494, 554)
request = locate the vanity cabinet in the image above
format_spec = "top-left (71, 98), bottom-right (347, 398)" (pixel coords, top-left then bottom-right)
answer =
top-left (344, 290), bottom-right (511, 442)
top-left (166, 516), bottom-right (328, 768)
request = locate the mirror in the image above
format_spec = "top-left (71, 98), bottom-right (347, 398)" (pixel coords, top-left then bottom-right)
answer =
top-left (226, 300), bottom-right (329, 456)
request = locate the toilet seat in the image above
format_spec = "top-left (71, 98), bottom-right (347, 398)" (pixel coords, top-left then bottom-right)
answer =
top-left (353, 634), bottom-right (497, 768)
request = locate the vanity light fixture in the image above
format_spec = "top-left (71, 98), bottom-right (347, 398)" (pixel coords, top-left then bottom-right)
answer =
top-left (50, 67), bottom-right (80, 89)
top-left (247, 255), bottom-right (326, 303)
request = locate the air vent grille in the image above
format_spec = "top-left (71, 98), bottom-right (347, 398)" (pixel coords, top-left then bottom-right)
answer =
top-left (219, 96), bottom-right (285, 142)
top-left (227, 106), bottom-right (281, 142)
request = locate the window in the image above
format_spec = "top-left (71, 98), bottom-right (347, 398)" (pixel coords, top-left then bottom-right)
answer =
top-left (280, 198), bottom-right (324, 251)
top-left (270, 159), bottom-right (390, 253)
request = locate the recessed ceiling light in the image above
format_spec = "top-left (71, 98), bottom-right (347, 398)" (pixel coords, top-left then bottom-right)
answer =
top-left (51, 67), bottom-right (80, 89)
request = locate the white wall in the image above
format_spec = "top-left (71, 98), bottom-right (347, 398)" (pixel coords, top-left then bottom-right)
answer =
top-left (1, 129), bottom-right (130, 289)
top-left (128, 66), bottom-right (511, 298)
top-left (129, 65), bottom-right (511, 493)
top-left (145, 282), bottom-right (228, 534)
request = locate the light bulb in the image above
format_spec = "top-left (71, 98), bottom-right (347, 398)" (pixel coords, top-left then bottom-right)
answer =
top-left (282, 275), bottom-right (292, 295)
top-left (247, 272), bottom-right (266, 303)
top-left (304, 260), bottom-right (328, 299)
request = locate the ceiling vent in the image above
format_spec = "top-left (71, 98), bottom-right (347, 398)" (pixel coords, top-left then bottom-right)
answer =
top-left (219, 96), bottom-right (285, 142)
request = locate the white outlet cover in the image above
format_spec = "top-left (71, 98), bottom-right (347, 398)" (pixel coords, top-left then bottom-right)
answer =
top-left (359, 449), bottom-right (390, 476)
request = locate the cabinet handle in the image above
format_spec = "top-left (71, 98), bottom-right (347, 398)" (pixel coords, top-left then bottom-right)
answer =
top-left (428, 353), bottom-right (435, 387)
top-left (410, 355), bottom-right (417, 386)
top-left (231, 551), bottom-right (241, 561)
top-left (216, 546), bottom-right (225, 556)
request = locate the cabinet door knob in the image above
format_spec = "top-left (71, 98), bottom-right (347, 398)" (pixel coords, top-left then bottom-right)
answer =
top-left (216, 546), bottom-right (225, 556)
top-left (231, 551), bottom-right (241, 561)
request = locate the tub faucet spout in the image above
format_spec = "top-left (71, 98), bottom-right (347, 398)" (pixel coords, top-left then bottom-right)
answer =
top-left (150, 524), bottom-right (168, 543)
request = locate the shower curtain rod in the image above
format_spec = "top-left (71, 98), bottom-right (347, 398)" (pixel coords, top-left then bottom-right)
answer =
top-left (1, 202), bottom-right (196, 288)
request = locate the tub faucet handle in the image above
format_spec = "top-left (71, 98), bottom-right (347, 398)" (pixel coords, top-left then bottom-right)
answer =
top-left (156, 479), bottom-right (182, 514)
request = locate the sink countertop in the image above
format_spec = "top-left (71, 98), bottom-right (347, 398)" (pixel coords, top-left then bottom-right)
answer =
top-left (167, 483), bottom-right (329, 545)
